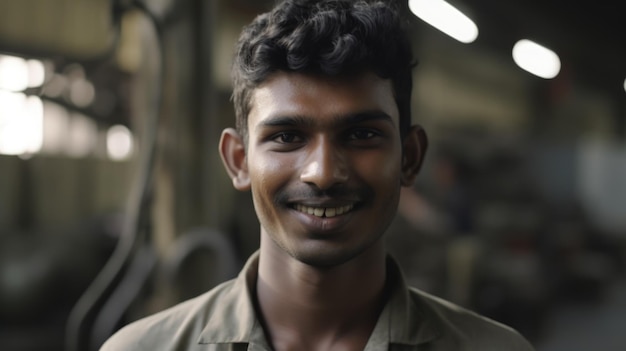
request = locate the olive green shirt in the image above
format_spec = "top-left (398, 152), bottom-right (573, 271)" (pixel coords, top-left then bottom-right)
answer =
top-left (100, 252), bottom-right (534, 350)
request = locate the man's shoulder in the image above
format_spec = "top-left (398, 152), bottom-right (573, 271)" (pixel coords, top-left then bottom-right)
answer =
top-left (99, 279), bottom-right (237, 351)
top-left (408, 287), bottom-right (535, 350)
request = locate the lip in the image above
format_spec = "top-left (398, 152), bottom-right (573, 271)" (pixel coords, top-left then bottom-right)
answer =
top-left (294, 203), bottom-right (353, 218)
top-left (288, 203), bottom-right (357, 234)
top-left (287, 196), bottom-right (360, 207)
top-left (288, 198), bottom-right (360, 216)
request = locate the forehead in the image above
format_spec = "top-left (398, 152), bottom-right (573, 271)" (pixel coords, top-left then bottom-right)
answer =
top-left (248, 71), bottom-right (399, 131)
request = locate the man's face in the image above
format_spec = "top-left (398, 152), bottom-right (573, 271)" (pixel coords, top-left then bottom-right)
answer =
top-left (245, 71), bottom-right (407, 267)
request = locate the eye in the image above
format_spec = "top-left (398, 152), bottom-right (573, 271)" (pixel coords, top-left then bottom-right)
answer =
top-left (347, 129), bottom-right (379, 140)
top-left (272, 132), bottom-right (303, 144)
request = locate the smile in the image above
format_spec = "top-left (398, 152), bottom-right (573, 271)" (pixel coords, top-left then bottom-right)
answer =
top-left (293, 204), bottom-right (354, 218)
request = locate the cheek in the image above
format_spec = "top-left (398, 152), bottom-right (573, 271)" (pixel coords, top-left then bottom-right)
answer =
top-left (354, 147), bottom-right (403, 185)
top-left (250, 157), bottom-right (293, 191)
top-left (248, 153), bottom-right (299, 233)
top-left (249, 153), bottom-right (295, 200)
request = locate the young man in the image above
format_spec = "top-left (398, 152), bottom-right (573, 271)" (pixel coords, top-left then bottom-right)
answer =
top-left (101, 0), bottom-right (535, 350)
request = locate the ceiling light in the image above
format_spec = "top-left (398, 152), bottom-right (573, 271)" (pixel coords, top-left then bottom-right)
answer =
top-left (107, 125), bottom-right (134, 161)
top-left (408, 0), bottom-right (479, 44)
top-left (0, 54), bottom-right (46, 91)
top-left (0, 54), bottom-right (29, 91)
top-left (0, 92), bottom-right (43, 155)
top-left (27, 59), bottom-right (46, 88)
top-left (512, 39), bottom-right (561, 79)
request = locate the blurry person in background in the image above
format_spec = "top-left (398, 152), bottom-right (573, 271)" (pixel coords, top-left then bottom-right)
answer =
top-left (100, 0), bottom-right (535, 350)
top-left (394, 147), bottom-right (479, 305)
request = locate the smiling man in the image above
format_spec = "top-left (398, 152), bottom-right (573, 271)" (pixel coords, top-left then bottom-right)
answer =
top-left (101, 1), bottom-right (535, 350)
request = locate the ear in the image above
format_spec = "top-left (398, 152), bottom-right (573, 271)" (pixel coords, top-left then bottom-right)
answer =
top-left (219, 128), bottom-right (251, 191)
top-left (400, 125), bottom-right (428, 187)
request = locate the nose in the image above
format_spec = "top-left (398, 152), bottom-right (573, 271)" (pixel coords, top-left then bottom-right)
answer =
top-left (300, 137), bottom-right (349, 190)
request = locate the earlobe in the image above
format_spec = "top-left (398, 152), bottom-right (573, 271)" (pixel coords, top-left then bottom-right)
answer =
top-left (219, 128), bottom-right (251, 191)
top-left (401, 125), bottom-right (428, 186)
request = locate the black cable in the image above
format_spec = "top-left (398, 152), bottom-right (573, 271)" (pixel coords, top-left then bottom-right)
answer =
top-left (64, 1), bottom-right (165, 350)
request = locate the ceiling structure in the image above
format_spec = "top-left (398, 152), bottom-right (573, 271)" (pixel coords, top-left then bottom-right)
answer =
top-left (231, 0), bottom-right (626, 97)
top-left (2, 0), bottom-right (622, 125)
top-left (1, 0), bottom-right (623, 91)
top-left (434, 0), bottom-right (626, 96)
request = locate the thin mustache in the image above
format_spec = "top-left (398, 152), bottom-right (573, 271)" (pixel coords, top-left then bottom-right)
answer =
top-left (275, 184), bottom-right (372, 204)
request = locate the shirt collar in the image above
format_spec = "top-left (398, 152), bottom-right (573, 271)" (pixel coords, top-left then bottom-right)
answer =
top-left (197, 251), bottom-right (270, 349)
top-left (384, 256), bottom-right (441, 346)
top-left (197, 252), bottom-right (440, 348)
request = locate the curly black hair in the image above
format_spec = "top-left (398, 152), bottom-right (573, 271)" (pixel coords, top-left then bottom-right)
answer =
top-left (231, 0), bottom-right (417, 139)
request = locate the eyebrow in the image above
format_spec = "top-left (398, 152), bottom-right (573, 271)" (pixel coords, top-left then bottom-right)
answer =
top-left (339, 111), bottom-right (395, 127)
top-left (258, 110), bottom-right (395, 129)
top-left (258, 115), bottom-right (314, 128)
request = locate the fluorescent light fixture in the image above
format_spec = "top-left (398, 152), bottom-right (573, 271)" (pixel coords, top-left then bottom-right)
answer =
top-left (42, 102), bottom-right (70, 153)
top-left (512, 39), bottom-right (561, 79)
top-left (107, 124), bottom-right (134, 160)
top-left (27, 59), bottom-right (46, 88)
top-left (623, 78), bottom-right (626, 93)
top-left (0, 54), bottom-right (29, 91)
top-left (0, 92), bottom-right (43, 155)
top-left (408, 0), bottom-right (478, 43)
top-left (0, 54), bottom-right (46, 91)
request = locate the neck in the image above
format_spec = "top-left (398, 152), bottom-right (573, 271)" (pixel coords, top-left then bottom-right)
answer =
top-left (255, 233), bottom-right (387, 350)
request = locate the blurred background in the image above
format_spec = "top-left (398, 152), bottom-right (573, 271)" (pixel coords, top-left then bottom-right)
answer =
top-left (0, 0), bottom-right (624, 350)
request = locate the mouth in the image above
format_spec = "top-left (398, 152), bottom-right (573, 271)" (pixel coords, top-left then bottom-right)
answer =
top-left (292, 203), bottom-right (355, 218)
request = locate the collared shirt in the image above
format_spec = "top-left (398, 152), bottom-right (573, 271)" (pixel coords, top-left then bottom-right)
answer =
top-left (100, 252), bottom-right (535, 350)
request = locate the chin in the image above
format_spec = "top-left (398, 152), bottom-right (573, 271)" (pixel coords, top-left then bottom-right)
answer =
top-left (293, 252), bottom-right (354, 269)
top-left (288, 240), bottom-right (379, 269)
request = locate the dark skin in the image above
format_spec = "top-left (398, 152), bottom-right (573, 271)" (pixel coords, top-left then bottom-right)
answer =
top-left (220, 71), bottom-right (427, 351)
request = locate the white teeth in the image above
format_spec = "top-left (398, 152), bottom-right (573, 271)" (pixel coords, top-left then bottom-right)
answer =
top-left (295, 204), bottom-right (354, 218)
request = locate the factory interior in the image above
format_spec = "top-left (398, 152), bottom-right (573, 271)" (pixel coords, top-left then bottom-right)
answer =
top-left (0, 0), bottom-right (625, 350)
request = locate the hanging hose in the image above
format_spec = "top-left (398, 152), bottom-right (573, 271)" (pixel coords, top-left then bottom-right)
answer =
top-left (64, 1), bottom-right (165, 350)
